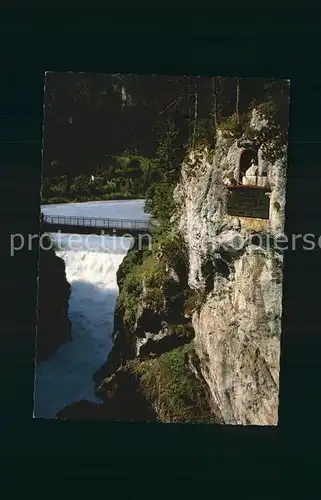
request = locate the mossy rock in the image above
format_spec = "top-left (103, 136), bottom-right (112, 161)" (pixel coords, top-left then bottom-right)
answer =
top-left (129, 343), bottom-right (217, 423)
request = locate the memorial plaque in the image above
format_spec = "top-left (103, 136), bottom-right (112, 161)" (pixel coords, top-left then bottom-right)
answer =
top-left (226, 186), bottom-right (270, 219)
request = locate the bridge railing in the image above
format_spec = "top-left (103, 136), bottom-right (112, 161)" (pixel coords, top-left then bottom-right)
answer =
top-left (43, 214), bottom-right (153, 231)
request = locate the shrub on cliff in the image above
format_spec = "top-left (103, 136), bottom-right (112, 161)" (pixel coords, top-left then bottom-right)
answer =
top-left (116, 247), bottom-right (146, 286)
top-left (117, 253), bottom-right (169, 326)
top-left (145, 179), bottom-right (176, 224)
top-left (219, 112), bottom-right (251, 139)
top-left (155, 233), bottom-right (189, 285)
top-left (117, 236), bottom-right (189, 329)
top-left (186, 118), bottom-right (216, 151)
top-left (129, 343), bottom-right (216, 423)
top-left (117, 269), bottom-right (143, 326)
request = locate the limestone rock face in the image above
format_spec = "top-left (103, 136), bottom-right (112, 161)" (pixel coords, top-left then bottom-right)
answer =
top-left (93, 110), bottom-right (287, 424)
top-left (173, 110), bottom-right (287, 425)
top-left (192, 247), bottom-right (282, 425)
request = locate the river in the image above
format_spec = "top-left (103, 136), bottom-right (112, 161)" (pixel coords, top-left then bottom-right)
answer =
top-left (33, 199), bottom-right (149, 418)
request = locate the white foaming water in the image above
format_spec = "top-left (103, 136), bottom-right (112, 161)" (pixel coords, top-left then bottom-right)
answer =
top-left (34, 200), bottom-right (148, 418)
top-left (34, 234), bottom-right (132, 418)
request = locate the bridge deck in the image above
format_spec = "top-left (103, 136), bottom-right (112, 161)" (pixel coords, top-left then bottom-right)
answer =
top-left (42, 215), bottom-right (153, 234)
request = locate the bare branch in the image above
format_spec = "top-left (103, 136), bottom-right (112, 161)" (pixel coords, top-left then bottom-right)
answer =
top-left (157, 97), bottom-right (182, 117)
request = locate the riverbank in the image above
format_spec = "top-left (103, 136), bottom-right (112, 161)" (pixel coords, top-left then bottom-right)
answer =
top-left (41, 153), bottom-right (159, 206)
top-left (41, 193), bottom-right (145, 205)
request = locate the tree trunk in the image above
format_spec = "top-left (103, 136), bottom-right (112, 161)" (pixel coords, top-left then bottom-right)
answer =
top-left (192, 77), bottom-right (198, 150)
top-left (188, 79), bottom-right (192, 142)
top-left (236, 77), bottom-right (240, 124)
top-left (212, 77), bottom-right (218, 130)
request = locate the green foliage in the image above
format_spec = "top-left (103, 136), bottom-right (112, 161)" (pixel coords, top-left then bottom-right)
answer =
top-left (216, 90), bottom-right (288, 165)
top-left (42, 74), bottom-right (289, 217)
top-left (43, 74), bottom-right (289, 179)
top-left (184, 288), bottom-right (207, 314)
top-left (41, 154), bottom-right (160, 204)
top-left (145, 179), bottom-right (176, 223)
top-left (141, 255), bottom-right (167, 287)
top-left (154, 233), bottom-right (188, 285)
top-left (156, 232), bottom-right (185, 260)
top-left (129, 343), bottom-right (215, 423)
top-left (144, 288), bottom-right (165, 312)
top-left (168, 323), bottom-right (194, 338)
top-left (117, 265), bottom-right (143, 326)
top-left (117, 248), bottom-right (145, 286)
top-left (116, 247), bottom-right (168, 326)
top-left (219, 112), bottom-right (251, 139)
top-left (116, 231), bottom-right (189, 328)
top-left (155, 115), bottom-right (180, 167)
top-left (187, 118), bottom-right (215, 150)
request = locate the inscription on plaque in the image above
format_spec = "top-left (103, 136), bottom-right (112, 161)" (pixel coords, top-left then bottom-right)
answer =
top-left (226, 187), bottom-right (270, 220)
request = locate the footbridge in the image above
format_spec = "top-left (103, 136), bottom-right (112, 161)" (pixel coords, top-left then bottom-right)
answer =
top-left (42, 214), bottom-right (154, 236)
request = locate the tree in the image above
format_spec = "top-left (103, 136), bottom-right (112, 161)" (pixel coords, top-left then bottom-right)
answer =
top-left (192, 76), bottom-right (199, 149)
top-left (212, 77), bottom-right (218, 130)
top-left (236, 77), bottom-right (240, 124)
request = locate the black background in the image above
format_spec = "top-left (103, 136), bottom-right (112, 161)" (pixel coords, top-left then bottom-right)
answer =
top-left (0, 8), bottom-right (320, 498)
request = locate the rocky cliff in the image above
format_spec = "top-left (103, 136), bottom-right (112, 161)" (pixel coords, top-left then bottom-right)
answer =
top-left (173, 111), bottom-right (286, 425)
top-left (91, 243), bottom-right (215, 423)
top-left (91, 107), bottom-right (287, 425)
top-left (36, 234), bottom-right (72, 362)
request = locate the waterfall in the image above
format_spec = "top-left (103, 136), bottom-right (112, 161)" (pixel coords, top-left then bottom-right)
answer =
top-left (34, 233), bottom-right (131, 419)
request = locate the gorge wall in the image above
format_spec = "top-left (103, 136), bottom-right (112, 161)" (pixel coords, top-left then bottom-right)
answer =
top-left (61, 108), bottom-right (287, 424)
top-left (36, 235), bottom-right (72, 362)
top-left (173, 115), bottom-right (286, 424)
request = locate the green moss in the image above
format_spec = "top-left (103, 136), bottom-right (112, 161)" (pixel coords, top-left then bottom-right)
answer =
top-left (116, 248), bottom-right (168, 326)
top-left (156, 233), bottom-right (188, 278)
top-left (141, 255), bottom-right (167, 287)
top-left (144, 288), bottom-right (165, 312)
top-left (117, 265), bottom-right (143, 326)
top-left (129, 343), bottom-right (216, 423)
top-left (116, 229), bottom-right (191, 330)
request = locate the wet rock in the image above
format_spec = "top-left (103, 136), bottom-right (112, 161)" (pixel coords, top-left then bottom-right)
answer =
top-left (37, 244), bottom-right (72, 362)
top-left (55, 400), bottom-right (110, 420)
top-left (136, 322), bottom-right (195, 358)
